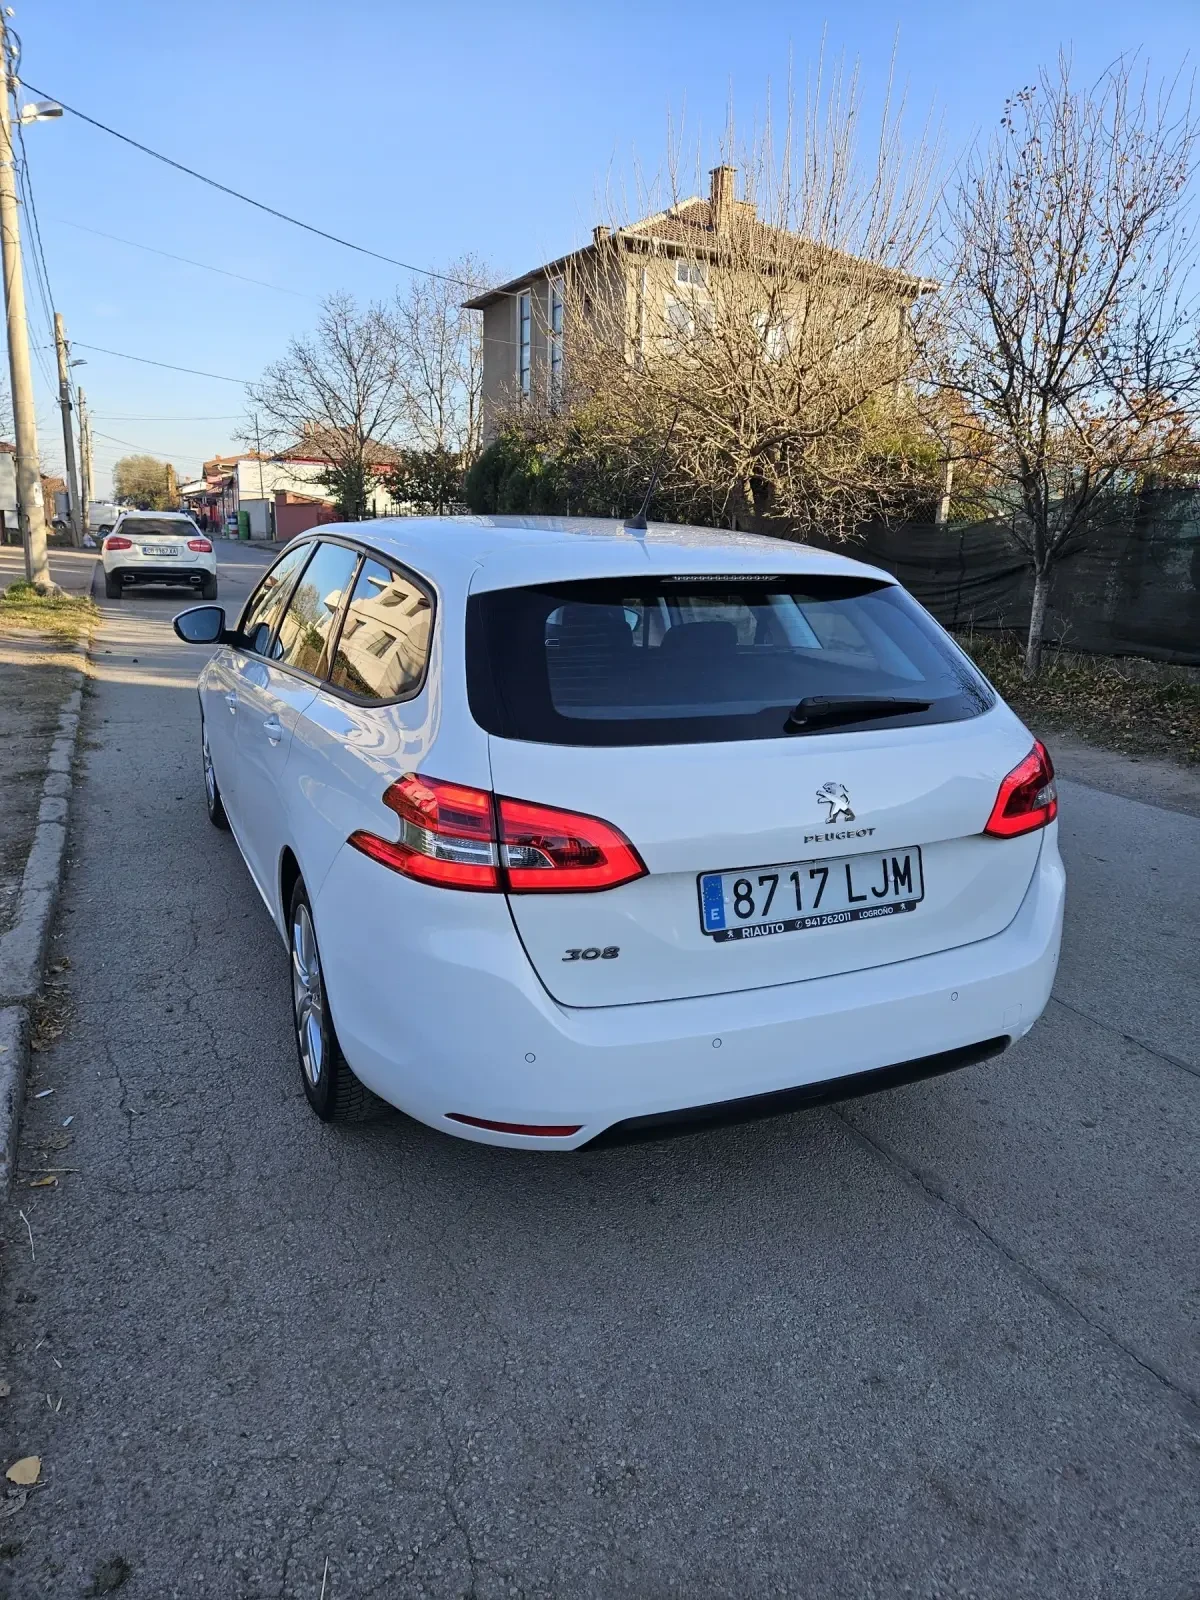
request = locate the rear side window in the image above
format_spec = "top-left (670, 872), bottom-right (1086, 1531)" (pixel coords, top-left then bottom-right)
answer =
top-left (239, 544), bottom-right (311, 655)
top-left (467, 576), bottom-right (994, 746)
top-left (328, 557), bottom-right (433, 702)
top-left (271, 541), bottom-right (360, 677)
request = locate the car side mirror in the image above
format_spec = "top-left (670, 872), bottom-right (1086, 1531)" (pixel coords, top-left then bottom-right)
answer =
top-left (173, 605), bottom-right (228, 645)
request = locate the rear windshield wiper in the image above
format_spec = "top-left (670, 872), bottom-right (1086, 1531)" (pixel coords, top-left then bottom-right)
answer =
top-left (784, 695), bottom-right (933, 733)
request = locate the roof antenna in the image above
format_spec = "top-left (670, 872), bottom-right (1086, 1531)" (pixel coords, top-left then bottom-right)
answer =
top-left (624, 407), bottom-right (681, 535)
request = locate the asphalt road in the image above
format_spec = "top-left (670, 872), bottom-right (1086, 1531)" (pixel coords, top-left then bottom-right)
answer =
top-left (2, 538), bottom-right (1197, 1600)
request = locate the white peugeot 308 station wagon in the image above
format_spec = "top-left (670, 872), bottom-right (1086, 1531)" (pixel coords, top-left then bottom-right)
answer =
top-left (174, 518), bottom-right (1065, 1148)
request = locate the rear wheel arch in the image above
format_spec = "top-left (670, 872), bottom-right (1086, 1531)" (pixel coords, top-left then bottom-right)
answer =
top-left (279, 847), bottom-right (302, 933)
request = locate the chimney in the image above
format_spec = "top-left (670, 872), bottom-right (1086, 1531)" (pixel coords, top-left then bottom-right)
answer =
top-left (709, 165), bottom-right (736, 231)
top-left (592, 224), bottom-right (611, 245)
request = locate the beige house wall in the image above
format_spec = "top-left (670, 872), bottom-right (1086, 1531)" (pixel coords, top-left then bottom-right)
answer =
top-left (475, 245), bottom-right (913, 442)
top-left (478, 276), bottom-right (566, 441)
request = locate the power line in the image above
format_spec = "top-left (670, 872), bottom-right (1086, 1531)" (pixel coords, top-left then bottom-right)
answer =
top-left (95, 413), bottom-right (242, 422)
top-left (66, 342), bottom-right (250, 384)
top-left (23, 79), bottom-right (481, 290)
top-left (91, 428), bottom-right (204, 461)
top-left (56, 218), bottom-right (311, 298)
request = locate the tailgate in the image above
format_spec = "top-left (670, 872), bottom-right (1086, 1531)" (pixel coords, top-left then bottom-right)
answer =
top-left (492, 716), bottom-right (1041, 1007)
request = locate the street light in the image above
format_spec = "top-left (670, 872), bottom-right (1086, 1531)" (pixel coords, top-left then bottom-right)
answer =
top-left (17, 99), bottom-right (62, 124)
top-left (16, 99), bottom-right (62, 124)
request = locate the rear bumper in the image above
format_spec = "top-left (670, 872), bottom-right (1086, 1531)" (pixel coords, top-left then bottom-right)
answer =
top-left (108, 566), bottom-right (210, 584)
top-left (588, 1036), bottom-right (1010, 1147)
top-left (314, 830), bottom-right (1064, 1151)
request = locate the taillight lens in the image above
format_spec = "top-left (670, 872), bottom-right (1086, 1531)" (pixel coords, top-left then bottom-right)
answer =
top-left (104, 535), bottom-right (133, 551)
top-left (984, 741), bottom-right (1058, 838)
top-left (349, 774), bottom-right (499, 890)
top-left (348, 775), bottom-right (647, 893)
top-left (187, 537), bottom-right (213, 552)
top-left (498, 795), bottom-right (646, 892)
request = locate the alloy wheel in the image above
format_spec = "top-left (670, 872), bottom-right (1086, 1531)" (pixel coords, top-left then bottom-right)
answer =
top-left (291, 904), bottom-right (325, 1088)
top-left (202, 733), bottom-right (216, 810)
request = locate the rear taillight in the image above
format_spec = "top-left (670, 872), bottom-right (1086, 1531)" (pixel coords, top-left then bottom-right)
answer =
top-left (498, 795), bottom-right (646, 891)
top-left (984, 741), bottom-right (1058, 838)
top-left (187, 537), bottom-right (213, 552)
top-left (349, 774), bottom-right (499, 890)
top-left (348, 774), bottom-right (647, 893)
top-left (103, 535), bottom-right (133, 551)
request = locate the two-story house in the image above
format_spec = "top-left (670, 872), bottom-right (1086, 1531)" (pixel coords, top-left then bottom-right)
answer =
top-left (465, 165), bottom-right (924, 444)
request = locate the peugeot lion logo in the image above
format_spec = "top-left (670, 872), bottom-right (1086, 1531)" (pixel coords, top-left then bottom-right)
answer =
top-left (817, 782), bottom-right (855, 825)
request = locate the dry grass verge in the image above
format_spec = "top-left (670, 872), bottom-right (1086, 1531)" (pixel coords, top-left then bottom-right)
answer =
top-left (0, 581), bottom-right (99, 642)
top-left (960, 633), bottom-right (1200, 766)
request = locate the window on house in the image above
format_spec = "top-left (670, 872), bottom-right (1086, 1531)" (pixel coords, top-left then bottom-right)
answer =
top-left (755, 309), bottom-right (793, 362)
top-left (665, 295), bottom-right (694, 341)
top-left (517, 291), bottom-right (531, 398)
top-left (635, 268), bottom-right (647, 369)
top-left (675, 260), bottom-right (707, 286)
top-left (664, 295), bottom-right (714, 346)
top-left (549, 278), bottom-right (564, 397)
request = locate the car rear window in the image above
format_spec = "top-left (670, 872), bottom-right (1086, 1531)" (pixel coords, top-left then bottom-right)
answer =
top-left (119, 518), bottom-right (195, 539)
top-left (466, 576), bottom-right (995, 746)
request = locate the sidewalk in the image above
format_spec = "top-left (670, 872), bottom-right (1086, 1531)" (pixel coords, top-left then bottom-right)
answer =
top-left (0, 551), bottom-right (96, 1185)
top-left (0, 546), bottom-right (99, 597)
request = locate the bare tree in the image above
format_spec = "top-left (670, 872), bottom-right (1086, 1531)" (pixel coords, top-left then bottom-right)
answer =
top-left (499, 64), bottom-right (940, 536)
top-left (931, 56), bottom-right (1200, 675)
top-left (393, 254), bottom-right (491, 460)
top-left (246, 293), bottom-right (406, 519)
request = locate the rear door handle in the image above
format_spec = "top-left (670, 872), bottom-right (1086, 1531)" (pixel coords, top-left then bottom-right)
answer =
top-left (263, 715), bottom-right (283, 745)
top-left (224, 690), bottom-right (237, 713)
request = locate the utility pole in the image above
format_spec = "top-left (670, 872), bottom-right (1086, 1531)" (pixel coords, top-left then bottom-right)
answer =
top-left (0, 15), bottom-right (52, 587)
top-left (934, 458), bottom-right (954, 526)
top-left (77, 386), bottom-right (93, 514)
top-left (53, 312), bottom-right (82, 546)
top-left (253, 413), bottom-right (268, 539)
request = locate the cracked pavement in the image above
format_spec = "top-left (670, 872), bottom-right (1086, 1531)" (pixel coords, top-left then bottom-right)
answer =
top-left (1, 540), bottom-right (1197, 1598)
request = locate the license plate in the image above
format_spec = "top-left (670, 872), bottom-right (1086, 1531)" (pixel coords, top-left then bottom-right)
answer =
top-left (698, 846), bottom-right (924, 942)
top-left (139, 544), bottom-right (180, 557)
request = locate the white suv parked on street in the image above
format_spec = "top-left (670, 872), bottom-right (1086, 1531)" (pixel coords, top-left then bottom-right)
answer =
top-left (173, 517), bottom-right (1065, 1148)
top-left (103, 510), bottom-right (217, 600)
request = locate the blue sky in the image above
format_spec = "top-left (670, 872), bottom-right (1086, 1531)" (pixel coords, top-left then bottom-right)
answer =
top-left (17, 0), bottom-right (1197, 492)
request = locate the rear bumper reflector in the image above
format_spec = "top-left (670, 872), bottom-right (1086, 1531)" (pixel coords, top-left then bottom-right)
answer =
top-left (586, 1036), bottom-right (1010, 1148)
top-left (447, 1113), bottom-right (583, 1138)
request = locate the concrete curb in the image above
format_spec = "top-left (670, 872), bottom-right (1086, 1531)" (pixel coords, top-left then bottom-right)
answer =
top-left (0, 610), bottom-right (94, 1190)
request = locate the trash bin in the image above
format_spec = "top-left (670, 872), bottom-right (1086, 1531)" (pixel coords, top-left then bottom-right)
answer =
top-left (238, 510), bottom-right (251, 541)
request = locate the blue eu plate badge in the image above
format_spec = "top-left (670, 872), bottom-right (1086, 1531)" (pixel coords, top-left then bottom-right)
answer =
top-left (700, 874), bottom-right (727, 933)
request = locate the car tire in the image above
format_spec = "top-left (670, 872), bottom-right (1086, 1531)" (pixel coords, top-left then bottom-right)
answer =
top-left (104, 571), bottom-right (122, 599)
top-left (289, 879), bottom-right (374, 1122)
top-left (201, 720), bottom-right (230, 831)
top-left (201, 574), bottom-right (218, 601)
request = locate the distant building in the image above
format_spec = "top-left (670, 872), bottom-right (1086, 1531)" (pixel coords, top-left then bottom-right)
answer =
top-left (464, 164), bottom-right (924, 445)
top-left (181, 446), bottom-right (403, 538)
top-left (0, 443), bottom-right (16, 544)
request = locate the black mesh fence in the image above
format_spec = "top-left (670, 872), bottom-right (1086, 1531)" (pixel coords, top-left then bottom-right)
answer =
top-left (801, 490), bottom-right (1200, 665)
